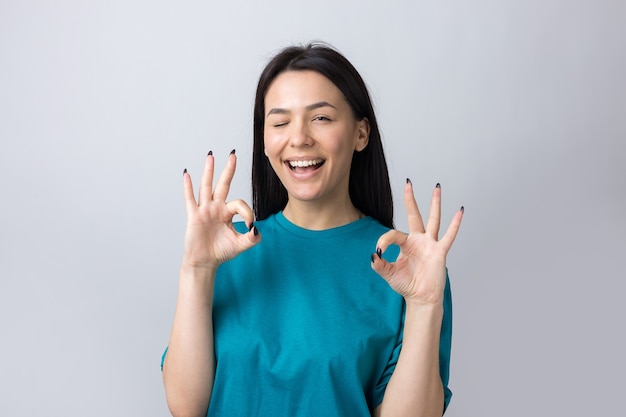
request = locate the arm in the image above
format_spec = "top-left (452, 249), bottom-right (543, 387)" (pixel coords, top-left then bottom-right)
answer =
top-left (371, 181), bottom-right (462, 417)
top-left (163, 264), bottom-right (217, 417)
top-left (371, 303), bottom-right (444, 417)
top-left (162, 151), bottom-right (259, 417)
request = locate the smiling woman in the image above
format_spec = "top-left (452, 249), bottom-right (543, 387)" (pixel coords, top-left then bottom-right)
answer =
top-left (162, 43), bottom-right (463, 417)
top-left (263, 70), bottom-right (370, 228)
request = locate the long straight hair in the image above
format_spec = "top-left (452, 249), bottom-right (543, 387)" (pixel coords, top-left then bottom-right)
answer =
top-left (252, 43), bottom-right (394, 229)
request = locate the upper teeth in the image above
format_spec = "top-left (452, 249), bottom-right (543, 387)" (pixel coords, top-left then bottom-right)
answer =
top-left (289, 159), bottom-right (322, 168)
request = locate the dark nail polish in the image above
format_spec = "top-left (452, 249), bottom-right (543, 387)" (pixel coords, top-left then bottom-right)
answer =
top-left (248, 222), bottom-right (254, 232)
top-left (183, 168), bottom-right (187, 175)
top-left (436, 183), bottom-right (441, 189)
top-left (371, 254), bottom-right (376, 263)
top-left (253, 226), bottom-right (259, 236)
top-left (208, 150), bottom-right (213, 156)
top-left (460, 206), bottom-right (465, 213)
top-left (376, 248), bottom-right (382, 259)
top-left (406, 178), bottom-right (412, 184)
top-left (230, 149), bottom-right (236, 155)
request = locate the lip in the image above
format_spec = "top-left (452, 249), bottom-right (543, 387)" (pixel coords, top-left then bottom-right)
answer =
top-left (282, 157), bottom-right (325, 179)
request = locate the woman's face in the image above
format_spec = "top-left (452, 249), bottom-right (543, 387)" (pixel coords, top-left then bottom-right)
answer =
top-left (263, 70), bottom-right (369, 208)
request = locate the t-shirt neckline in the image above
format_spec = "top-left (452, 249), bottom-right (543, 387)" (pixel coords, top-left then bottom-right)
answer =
top-left (274, 210), bottom-right (374, 238)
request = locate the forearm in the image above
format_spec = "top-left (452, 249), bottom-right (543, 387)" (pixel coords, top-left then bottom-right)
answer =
top-left (163, 264), bottom-right (217, 417)
top-left (378, 302), bottom-right (445, 417)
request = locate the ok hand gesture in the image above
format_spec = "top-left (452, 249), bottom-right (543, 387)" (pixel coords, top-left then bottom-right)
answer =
top-left (371, 181), bottom-right (463, 306)
top-left (182, 151), bottom-right (260, 272)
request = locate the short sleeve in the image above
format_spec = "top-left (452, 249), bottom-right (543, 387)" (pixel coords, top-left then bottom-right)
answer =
top-left (372, 319), bottom-right (404, 408)
top-left (440, 271), bottom-right (453, 413)
top-left (160, 346), bottom-right (168, 371)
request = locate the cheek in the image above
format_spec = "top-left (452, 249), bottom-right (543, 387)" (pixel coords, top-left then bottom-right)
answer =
top-left (327, 128), bottom-right (358, 155)
top-left (263, 134), bottom-right (278, 157)
top-left (263, 135), bottom-right (285, 170)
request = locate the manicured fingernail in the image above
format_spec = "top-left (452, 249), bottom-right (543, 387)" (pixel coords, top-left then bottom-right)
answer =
top-left (406, 178), bottom-right (412, 184)
top-left (230, 149), bottom-right (236, 155)
top-left (248, 222), bottom-right (254, 232)
top-left (253, 226), bottom-right (259, 236)
top-left (460, 206), bottom-right (465, 213)
top-left (376, 248), bottom-right (382, 259)
top-left (183, 168), bottom-right (187, 175)
top-left (371, 254), bottom-right (376, 263)
top-left (208, 150), bottom-right (213, 156)
top-left (436, 183), bottom-right (441, 189)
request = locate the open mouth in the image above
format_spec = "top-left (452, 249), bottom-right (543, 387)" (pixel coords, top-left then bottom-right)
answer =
top-left (286, 159), bottom-right (325, 171)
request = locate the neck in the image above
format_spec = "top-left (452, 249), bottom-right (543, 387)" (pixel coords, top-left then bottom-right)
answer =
top-left (282, 199), bottom-right (362, 230)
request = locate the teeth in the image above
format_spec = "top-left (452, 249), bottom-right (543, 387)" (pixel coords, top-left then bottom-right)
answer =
top-left (289, 159), bottom-right (323, 168)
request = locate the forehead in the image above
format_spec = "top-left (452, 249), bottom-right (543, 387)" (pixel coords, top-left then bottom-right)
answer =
top-left (265, 70), bottom-right (345, 108)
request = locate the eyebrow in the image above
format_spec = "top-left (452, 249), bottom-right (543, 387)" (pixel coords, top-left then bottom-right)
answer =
top-left (266, 101), bottom-right (337, 117)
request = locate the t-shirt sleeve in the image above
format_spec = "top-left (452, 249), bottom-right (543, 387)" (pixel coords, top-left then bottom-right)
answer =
top-left (372, 322), bottom-right (403, 408)
top-left (372, 271), bottom-right (454, 414)
top-left (440, 271), bottom-right (453, 413)
top-left (161, 346), bottom-right (168, 371)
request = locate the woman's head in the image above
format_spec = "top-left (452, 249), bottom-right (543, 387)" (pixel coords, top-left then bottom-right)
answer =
top-left (252, 43), bottom-right (394, 228)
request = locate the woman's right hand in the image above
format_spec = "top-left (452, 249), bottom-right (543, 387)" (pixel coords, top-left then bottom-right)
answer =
top-left (182, 150), bottom-right (260, 272)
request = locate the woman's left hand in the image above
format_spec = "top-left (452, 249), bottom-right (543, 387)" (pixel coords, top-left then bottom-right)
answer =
top-left (371, 181), bottom-right (463, 306)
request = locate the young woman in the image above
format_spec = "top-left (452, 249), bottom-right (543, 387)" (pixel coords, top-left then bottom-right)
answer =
top-left (162, 43), bottom-right (463, 417)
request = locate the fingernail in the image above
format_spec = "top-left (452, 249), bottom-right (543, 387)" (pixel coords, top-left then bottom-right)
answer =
top-left (460, 206), bottom-right (465, 213)
top-left (376, 248), bottom-right (382, 259)
top-left (436, 183), bottom-right (441, 189)
top-left (183, 168), bottom-right (187, 175)
top-left (371, 254), bottom-right (376, 263)
top-left (230, 149), bottom-right (236, 155)
top-left (248, 222), bottom-right (254, 232)
top-left (253, 226), bottom-right (259, 236)
top-left (208, 150), bottom-right (213, 156)
top-left (406, 178), bottom-right (412, 184)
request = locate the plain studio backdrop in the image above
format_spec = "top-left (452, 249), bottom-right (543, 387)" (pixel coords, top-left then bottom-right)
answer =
top-left (1, 0), bottom-right (624, 416)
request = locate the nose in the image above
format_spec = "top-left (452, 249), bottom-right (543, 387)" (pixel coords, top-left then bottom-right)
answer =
top-left (288, 119), bottom-right (313, 147)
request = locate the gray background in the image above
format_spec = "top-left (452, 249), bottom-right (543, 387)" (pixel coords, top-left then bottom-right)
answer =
top-left (1, 0), bottom-right (624, 416)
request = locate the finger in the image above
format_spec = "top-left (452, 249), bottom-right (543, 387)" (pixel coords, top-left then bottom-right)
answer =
top-left (405, 179), bottom-right (425, 233)
top-left (225, 199), bottom-right (256, 230)
top-left (198, 151), bottom-right (215, 205)
top-left (439, 206), bottom-right (464, 252)
top-left (182, 169), bottom-right (198, 213)
top-left (213, 150), bottom-right (237, 202)
top-left (370, 250), bottom-right (396, 284)
top-left (425, 183), bottom-right (441, 239)
top-left (225, 199), bottom-right (261, 253)
top-left (375, 229), bottom-right (409, 256)
top-left (236, 223), bottom-right (262, 252)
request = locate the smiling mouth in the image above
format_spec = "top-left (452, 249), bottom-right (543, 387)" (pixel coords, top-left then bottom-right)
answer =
top-left (286, 159), bottom-right (325, 171)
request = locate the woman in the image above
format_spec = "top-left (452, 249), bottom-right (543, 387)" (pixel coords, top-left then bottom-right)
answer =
top-left (162, 43), bottom-right (463, 417)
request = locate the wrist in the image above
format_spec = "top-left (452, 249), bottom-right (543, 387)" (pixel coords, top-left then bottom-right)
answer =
top-left (404, 299), bottom-right (444, 319)
top-left (179, 262), bottom-right (218, 294)
top-left (180, 258), bottom-right (219, 275)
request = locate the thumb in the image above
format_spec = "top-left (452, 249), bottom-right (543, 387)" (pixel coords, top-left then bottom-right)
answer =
top-left (236, 224), bottom-right (262, 253)
top-left (370, 249), bottom-right (396, 284)
top-left (370, 229), bottom-right (407, 283)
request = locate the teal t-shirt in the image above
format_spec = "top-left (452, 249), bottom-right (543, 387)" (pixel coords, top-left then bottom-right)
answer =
top-left (164, 212), bottom-right (452, 416)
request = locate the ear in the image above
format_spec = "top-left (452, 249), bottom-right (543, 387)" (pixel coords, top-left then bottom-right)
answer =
top-left (354, 117), bottom-right (370, 152)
